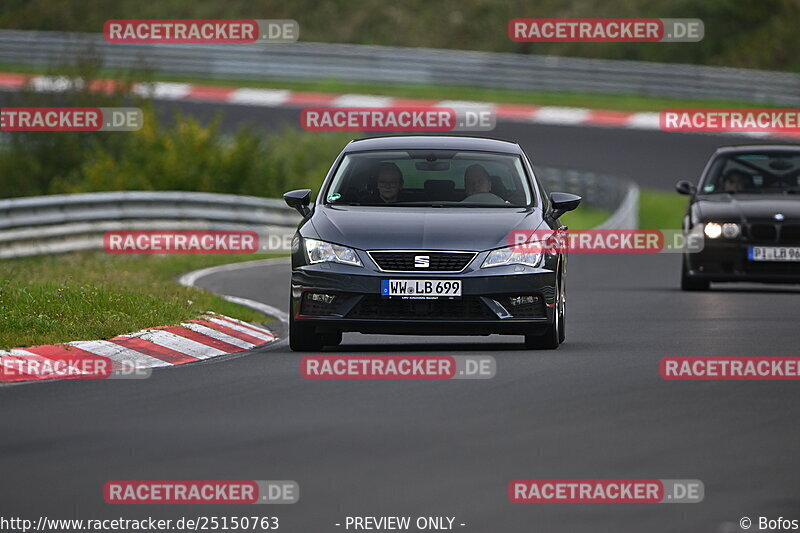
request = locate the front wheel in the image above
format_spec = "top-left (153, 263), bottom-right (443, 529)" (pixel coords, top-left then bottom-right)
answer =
top-left (524, 278), bottom-right (561, 350)
top-left (288, 300), bottom-right (326, 351)
top-left (681, 256), bottom-right (710, 291)
top-left (557, 274), bottom-right (566, 344)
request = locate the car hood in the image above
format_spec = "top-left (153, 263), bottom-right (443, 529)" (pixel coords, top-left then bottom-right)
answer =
top-left (695, 194), bottom-right (800, 222)
top-left (308, 205), bottom-right (546, 251)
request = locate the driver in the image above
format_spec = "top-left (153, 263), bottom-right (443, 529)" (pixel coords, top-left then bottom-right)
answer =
top-left (722, 170), bottom-right (749, 193)
top-left (369, 162), bottom-right (405, 203)
top-left (462, 164), bottom-right (505, 204)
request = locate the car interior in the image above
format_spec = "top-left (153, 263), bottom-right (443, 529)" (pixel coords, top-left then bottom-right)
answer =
top-left (332, 157), bottom-right (529, 205)
top-left (707, 154), bottom-right (800, 192)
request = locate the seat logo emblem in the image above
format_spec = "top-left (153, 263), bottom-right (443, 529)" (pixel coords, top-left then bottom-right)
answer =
top-left (414, 255), bottom-right (430, 268)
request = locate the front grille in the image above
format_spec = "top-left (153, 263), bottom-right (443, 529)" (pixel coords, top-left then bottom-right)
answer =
top-left (368, 251), bottom-right (476, 272)
top-left (348, 295), bottom-right (497, 320)
top-left (749, 223), bottom-right (777, 241)
top-left (780, 225), bottom-right (800, 244)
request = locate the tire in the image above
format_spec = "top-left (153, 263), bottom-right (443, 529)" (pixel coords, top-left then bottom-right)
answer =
top-left (557, 273), bottom-right (566, 344)
top-left (524, 277), bottom-right (561, 350)
top-left (288, 297), bottom-right (326, 351)
top-left (320, 330), bottom-right (342, 347)
top-left (681, 256), bottom-right (710, 291)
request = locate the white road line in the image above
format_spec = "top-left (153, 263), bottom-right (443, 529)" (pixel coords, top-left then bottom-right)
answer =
top-left (223, 296), bottom-right (289, 326)
top-left (178, 257), bottom-right (290, 325)
top-left (202, 317), bottom-right (275, 342)
top-left (177, 257), bottom-right (288, 287)
top-left (207, 314), bottom-right (276, 337)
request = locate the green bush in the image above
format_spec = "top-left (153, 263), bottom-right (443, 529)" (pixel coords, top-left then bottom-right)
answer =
top-left (0, 60), bottom-right (145, 197)
top-left (0, 63), bottom-right (352, 199)
top-left (62, 113), bottom-right (351, 197)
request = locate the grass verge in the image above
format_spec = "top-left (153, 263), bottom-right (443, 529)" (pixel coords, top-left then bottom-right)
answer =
top-left (0, 62), bottom-right (769, 113)
top-left (639, 189), bottom-right (688, 229)
top-left (0, 251), bottom-right (281, 350)
top-left (561, 206), bottom-right (611, 229)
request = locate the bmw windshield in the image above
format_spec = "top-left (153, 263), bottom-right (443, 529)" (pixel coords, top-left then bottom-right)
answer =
top-left (700, 152), bottom-right (800, 194)
top-left (324, 150), bottom-right (534, 207)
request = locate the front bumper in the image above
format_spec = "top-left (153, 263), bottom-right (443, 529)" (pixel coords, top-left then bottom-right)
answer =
top-left (686, 240), bottom-right (800, 283)
top-left (290, 261), bottom-right (558, 336)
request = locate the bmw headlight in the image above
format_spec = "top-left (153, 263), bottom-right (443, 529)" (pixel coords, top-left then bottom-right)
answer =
top-left (703, 222), bottom-right (722, 239)
top-left (722, 223), bottom-right (741, 238)
top-left (481, 244), bottom-right (543, 269)
top-left (304, 238), bottom-right (362, 266)
top-left (703, 222), bottom-right (740, 239)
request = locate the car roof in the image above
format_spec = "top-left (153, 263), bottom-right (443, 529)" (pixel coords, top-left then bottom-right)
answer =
top-left (342, 135), bottom-right (523, 154)
top-left (715, 144), bottom-right (800, 155)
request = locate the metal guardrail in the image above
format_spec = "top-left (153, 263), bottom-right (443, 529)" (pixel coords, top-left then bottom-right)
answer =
top-left (537, 168), bottom-right (639, 230)
top-left (0, 191), bottom-right (301, 258)
top-left (0, 29), bottom-right (797, 105)
top-left (0, 169), bottom-right (638, 259)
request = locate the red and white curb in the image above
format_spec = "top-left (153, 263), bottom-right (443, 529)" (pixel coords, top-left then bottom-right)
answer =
top-left (1, 72), bottom-right (797, 139)
top-left (0, 312), bottom-right (276, 384)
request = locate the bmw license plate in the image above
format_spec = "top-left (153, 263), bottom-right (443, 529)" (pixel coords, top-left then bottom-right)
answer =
top-left (381, 279), bottom-right (462, 299)
top-left (748, 246), bottom-right (800, 262)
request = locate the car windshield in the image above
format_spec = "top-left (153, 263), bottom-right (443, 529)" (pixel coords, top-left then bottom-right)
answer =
top-left (323, 149), bottom-right (533, 207)
top-left (701, 152), bottom-right (800, 194)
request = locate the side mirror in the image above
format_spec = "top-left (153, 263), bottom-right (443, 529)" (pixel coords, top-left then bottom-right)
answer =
top-left (549, 192), bottom-right (582, 219)
top-left (675, 180), bottom-right (696, 195)
top-left (283, 189), bottom-right (312, 217)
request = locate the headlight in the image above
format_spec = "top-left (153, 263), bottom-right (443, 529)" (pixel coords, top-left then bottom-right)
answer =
top-left (703, 222), bottom-right (740, 239)
top-left (722, 223), bottom-right (741, 238)
top-left (304, 238), bottom-right (362, 266)
top-left (703, 222), bottom-right (722, 239)
top-left (481, 244), bottom-right (543, 269)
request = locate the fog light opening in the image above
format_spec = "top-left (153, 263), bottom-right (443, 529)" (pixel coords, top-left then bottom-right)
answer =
top-left (306, 292), bottom-right (337, 304)
top-left (509, 295), bottom-right (540, 306)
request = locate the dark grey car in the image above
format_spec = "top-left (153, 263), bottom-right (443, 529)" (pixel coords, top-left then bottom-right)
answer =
top-left (677, 145), bottom-right (800, 290)
top-left (283, 136), bottom-right (581, 351)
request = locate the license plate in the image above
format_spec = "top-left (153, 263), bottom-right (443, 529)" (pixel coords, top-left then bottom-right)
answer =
top-left (748, 246), bottom-right (800, 262)
top-left (381, 279), bottom-right (462, 298)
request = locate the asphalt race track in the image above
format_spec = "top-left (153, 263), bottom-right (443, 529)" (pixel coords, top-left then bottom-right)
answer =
top-left (1, 99), bottom-right (799, 532)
